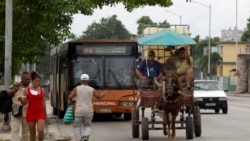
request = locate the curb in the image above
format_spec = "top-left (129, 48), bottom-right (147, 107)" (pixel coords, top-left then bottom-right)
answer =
top-left (226, 93), bottom-right (250, 97)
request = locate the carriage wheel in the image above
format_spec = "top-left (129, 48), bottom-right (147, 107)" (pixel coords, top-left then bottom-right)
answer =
top-left (141, 117), bottom-right (149, 140)
top-left (193, 105), bottom-right (202, 137)
top-left (185, 116), bottom-right (194, 139)
top-left (132, 108), bottom-right (139, 138)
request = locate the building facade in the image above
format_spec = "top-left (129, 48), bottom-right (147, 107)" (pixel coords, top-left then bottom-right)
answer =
top-left (221, 27), bottom-right (244, 42)
top-left (217, 41), bottom-right (250, 93)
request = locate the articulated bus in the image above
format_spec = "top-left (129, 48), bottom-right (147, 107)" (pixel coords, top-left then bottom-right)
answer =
top-left (50, 40), bottom-right (139, 120)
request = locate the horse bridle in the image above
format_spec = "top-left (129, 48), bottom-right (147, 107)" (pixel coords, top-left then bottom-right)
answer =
top-left (154, 71), bottom-right (178, 103)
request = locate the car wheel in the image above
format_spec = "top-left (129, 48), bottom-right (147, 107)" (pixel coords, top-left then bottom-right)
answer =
top-left (215, 109), bottom-right (220, 114)
top-left (222, 105), bottom-right (228, 114)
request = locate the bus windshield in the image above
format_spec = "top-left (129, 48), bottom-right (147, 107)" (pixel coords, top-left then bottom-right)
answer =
top-left (70, 56), bottom-right (135, 89)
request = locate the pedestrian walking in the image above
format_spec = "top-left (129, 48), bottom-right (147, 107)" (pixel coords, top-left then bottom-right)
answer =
top-left (69, 73), bottom-right (105, 141)
top-left (6, 71), bottom-right (30, 141)
top-left (20, 71), bottom-right (47, 141)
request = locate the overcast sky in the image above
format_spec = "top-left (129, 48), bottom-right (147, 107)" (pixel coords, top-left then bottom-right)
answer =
top-left (70, 0), bottom-right (250, 39)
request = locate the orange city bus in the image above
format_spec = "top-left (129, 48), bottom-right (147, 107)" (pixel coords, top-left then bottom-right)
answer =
top-left (50, 39), bottom-right (139, 120)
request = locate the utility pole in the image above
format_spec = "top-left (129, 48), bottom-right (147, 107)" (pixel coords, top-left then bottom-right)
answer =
top-left (4, 0), bottom-right (13, 89)
top-left (2, 0), bottom-right (13, 132)
top-left (164, 10), bottom-right (182, 25)
top-left (193, 1), bottom-right (211, 79)
top-left (235, 0), bottom-right (239, 94)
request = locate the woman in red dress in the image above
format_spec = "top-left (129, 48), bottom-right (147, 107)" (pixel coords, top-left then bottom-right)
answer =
top-left (21, 71), bottom-right (47, 141)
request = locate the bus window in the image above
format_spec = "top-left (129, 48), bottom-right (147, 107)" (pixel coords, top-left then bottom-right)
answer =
top-left (105, 57), bottom-right (134, 88)
top-left (70, 57), bottom-right (104, 88)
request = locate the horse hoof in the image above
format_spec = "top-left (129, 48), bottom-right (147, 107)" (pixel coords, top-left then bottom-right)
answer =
top-left (163, 131), bottom-right (168, 135)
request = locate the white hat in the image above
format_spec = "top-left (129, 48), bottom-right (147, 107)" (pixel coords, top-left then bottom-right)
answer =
top-left (80, 74), bottom-right (89, 80)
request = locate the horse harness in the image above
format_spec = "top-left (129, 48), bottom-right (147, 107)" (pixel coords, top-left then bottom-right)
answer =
top-left (155, 72), bottom-right (182, 104)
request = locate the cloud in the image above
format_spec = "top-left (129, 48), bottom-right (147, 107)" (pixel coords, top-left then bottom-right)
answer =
top-left (70, 0), bottom-right (250, 39)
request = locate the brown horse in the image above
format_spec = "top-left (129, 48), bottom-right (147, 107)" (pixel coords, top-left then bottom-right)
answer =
top-left (155, 63), bottom-right (184, 141)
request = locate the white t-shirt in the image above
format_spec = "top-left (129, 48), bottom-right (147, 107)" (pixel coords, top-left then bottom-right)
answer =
top-left (74, 85), bottom-right (94, 117)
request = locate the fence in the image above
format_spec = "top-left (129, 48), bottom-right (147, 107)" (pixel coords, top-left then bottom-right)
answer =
top-left (211, 76), bottom-right (236, 92)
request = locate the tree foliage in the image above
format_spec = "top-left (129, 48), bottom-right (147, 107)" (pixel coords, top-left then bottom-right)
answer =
top-left (136, 16), bottom-right (157, 34)
top-left (193, 37), bottom-right (221, 76)
top-left (0, 0), bottom-right (194, 77)
top-left (136, 16), bottom-right (170, 35)
top-left (81, 15), bottom-right (131, 39)
top-left (241, 16), bottom-right (250, 41)
top-left (0, 0), bottom-right (179, 76)
top-left (198, 52), bottom-right (222, 75)
top-left (193, 37), bottom-right (220, 60)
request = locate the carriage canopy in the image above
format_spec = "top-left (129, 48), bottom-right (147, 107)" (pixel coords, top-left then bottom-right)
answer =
top-left (138, 30), bottom-right (196, 46)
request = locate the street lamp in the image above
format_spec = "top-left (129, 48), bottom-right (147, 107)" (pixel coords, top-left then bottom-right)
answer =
top-left (235, 0), bottom-right (239, 93)
top-left (164, 10), bottom-right (182, 25)
top-left (235, 0), bottom-right (238, 70)
top-left (192, 1), bottom-right (211, 78)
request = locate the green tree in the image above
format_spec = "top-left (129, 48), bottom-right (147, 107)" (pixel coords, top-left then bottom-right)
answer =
top-left (158, 20), bottom-right (170, 28)
top-left (82, 15), bottom-right (131, 39)
top-left (136, 16), bottom-right (157, 34)
top-left (241, 16), bottom-right (250, 41)
top-left (193, 37), bottom-right (220, 59)
top-left (0, 0), bottom-right (192, 76)
top-left (198, 52), bottom-right (222, 75)
top-left (136, 16), bottom-right (170, 35)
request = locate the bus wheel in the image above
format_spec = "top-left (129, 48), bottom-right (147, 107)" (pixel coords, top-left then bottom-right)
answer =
top-left (124, 113), bottom-right (132, 120)
top-left (114, 113), bottom-right (122, 118)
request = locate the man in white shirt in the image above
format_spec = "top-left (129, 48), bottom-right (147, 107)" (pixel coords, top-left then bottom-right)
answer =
top-left (69, 73), bottom-right (105, 141)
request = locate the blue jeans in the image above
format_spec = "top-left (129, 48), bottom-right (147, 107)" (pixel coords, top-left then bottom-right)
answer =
top-left (73, 116), bottom-right (93, 141)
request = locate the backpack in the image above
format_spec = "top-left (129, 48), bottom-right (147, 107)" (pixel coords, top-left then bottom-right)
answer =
top-left (0, 90), bottom-right (13, 114)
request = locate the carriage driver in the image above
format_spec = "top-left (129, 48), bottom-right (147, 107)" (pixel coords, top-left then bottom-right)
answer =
top-left (135, 50), bottom-right (164, 89)
top-left (174, 45), bottom-right (194, 90)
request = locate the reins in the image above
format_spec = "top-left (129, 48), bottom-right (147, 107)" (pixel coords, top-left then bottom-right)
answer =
top-left (154, 72), bottom-right (178, 103)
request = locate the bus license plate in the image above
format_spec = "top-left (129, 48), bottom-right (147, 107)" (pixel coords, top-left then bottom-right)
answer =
top-left (206, 103), bottom-right (216, 106)
top-left (98, 108), bottom-right (111, 113)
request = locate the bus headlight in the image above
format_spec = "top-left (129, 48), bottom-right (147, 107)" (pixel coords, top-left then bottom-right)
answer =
top-left (128, 101), bottom-right (134, 106)
top-left (119, 101), bottom-right (134, 106)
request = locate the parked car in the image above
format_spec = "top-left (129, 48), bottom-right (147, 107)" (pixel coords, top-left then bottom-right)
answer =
top-left (194, 80), bottom-right (228, 114)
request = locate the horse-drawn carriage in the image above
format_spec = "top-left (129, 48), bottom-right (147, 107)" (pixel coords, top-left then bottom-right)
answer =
top-left (131, 80), bottom-right (201, 140)
top-left (132, 29), bottom-right (201, 140)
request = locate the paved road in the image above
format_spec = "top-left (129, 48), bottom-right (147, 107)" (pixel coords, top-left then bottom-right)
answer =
top-left (0, 94), bottom-right (249, 141)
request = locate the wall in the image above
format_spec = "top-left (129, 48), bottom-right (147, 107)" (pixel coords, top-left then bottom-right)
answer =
top-left (236, 54), bottom-right (250, 93)
top-left (218, 42), bottom-right (249, 76)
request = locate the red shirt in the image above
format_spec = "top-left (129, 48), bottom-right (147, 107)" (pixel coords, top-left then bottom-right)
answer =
top-left (26, 87), bottom-right (46, 122)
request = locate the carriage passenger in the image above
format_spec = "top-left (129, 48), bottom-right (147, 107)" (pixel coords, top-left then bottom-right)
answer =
top-left (174, 45), bottom-right (194, 90)
top-left (135, 50), bottom-right (164, 89)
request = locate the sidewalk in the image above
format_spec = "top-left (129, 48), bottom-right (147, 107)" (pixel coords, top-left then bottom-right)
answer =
top-left (226, 92), bottom-right (250, 97)
top-left (0, 99), bottom-right (74, 141)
